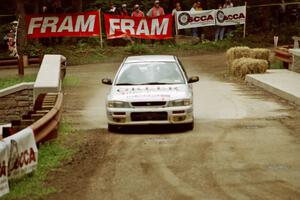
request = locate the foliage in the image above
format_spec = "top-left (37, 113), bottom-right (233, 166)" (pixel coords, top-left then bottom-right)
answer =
top-left (125, 43), bottom-right (151, 54)
top-left (24, 42), bottom-right (43, 56)
top-left (0, 36), bottom-right (272, 66)
top-left (0, 74), bottom-right (36, 90)
top-left (0, 23), bottom-right (14, 54)
top-left (0, 23), bottom-right (11, 41)
top-left (270, 59), bottom-right (284, 69)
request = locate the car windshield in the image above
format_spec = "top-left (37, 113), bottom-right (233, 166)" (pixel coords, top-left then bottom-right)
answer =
top-left (115, 62), bottom-right (185, 85)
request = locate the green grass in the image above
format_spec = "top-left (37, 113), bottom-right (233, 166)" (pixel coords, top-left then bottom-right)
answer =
top-left (270, 60), bottom-right (284, 69)
top-left (2, 121), bottom-right (76, 200)
top-left (0, 75), bottom-right (36, 90)
top-left (63, 75), bottom-right (81, 87)
top-left (57, 120), bottom-right (75, 136)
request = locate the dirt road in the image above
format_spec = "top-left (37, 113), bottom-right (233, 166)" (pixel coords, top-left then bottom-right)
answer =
top-left (46, 53), bottom-right (300, 200)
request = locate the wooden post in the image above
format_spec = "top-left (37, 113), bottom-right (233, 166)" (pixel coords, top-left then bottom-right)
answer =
top-left (18, 56), bottom-right (24, 76)
top-left (175, 12), bottom-right (178, 36)
top-left (243, 1), bottom-right (247, 39)
top-left (99, 9), bottom-right (103, 48)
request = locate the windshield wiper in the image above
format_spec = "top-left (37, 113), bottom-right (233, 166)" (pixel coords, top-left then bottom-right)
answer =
top-left (116, 83), bottom-right (136, 86)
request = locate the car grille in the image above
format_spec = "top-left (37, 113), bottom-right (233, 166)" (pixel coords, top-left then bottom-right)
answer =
top-left (131, 101), bottom-right (166, 107)
top-left (131, 112), bottom-right (168, 121)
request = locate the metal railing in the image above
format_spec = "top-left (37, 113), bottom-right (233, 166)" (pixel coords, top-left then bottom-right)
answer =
top-left (30, 92), bottom-right (63, 143)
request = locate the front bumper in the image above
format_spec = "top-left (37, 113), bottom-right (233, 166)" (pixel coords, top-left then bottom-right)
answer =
top-left (106, 106), bottom-right (193, 125)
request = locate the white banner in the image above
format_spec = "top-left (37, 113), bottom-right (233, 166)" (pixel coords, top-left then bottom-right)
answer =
top-left (176, 10), bottom-right (216, 30)
top-left (4, 128), bottom-right (38, 180)
top-left (216, 6), bottom-right (246, 26)
top-left (0, 142), bottom-right (9, 197)
top-left (176, 6), bottom-right (246, 29)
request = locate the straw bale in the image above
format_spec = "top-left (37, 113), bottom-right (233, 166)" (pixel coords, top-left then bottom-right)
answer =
top-left (231, 58), bottom-right (268, 78)
top-left (250, 48), bottom-right (271, 61)
top-left (226, 46), bottom-right (251, 66)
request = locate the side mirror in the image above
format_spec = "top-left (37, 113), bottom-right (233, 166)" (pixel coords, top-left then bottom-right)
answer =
top-left (188, 76), bottom-right (199, 83)
top-left (102, 78), bottom-right (112, 85)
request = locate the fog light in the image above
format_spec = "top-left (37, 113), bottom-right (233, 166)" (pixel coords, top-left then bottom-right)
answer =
top-left (172, 116), bottom-right (186, 122)
top-left (113, 117), bottom-right (126, 123)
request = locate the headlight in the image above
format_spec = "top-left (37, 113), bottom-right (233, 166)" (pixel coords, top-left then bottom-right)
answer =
top-left (168, 99), bottom-right (192, 107)
top-left (107, 101), bottom-right (130, 108)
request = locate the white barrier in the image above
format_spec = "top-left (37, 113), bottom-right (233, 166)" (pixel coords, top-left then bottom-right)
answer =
top-left (289, 48), bottom-right (300, 72)
top-left (33, 54), bottom-right (66, 101)
top-left (0, 82), bottom-right (33, 98)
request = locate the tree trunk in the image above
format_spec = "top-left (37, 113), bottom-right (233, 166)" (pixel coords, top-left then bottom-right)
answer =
top-left (16, 0), bottom-right (27, 76)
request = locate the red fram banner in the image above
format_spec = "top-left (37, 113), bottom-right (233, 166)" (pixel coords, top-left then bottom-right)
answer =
top-left (26, 10), bottom-right (101, 38)
top-left (104, 14), bottom-right (173, 40)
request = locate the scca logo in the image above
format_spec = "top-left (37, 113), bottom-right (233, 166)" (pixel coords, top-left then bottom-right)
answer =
top-left (178, 12), bottom-right (214, 26)
top-left (178, 12), bottom-right (190, 26)
top-left (216, 10), bottom-right (245, 23)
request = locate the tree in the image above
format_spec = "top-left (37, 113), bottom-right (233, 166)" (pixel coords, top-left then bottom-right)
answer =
top-left (16, 0), bottom-right (27, 76)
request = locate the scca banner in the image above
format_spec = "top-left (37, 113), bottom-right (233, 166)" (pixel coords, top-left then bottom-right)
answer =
top-left (0, 127), bottom-right (38, 197)
top-left (0, 142), bottom-right (9, 197)
top-left (26, 10), bottom-right (101, 38)
top-left (177, 10), bottom-right (216, 30)
top-left (176, 6), bottom-right (246, 29)
top-left (104, 14), bottom-right (173, 39)
top-left (216, 6), bottom-right (246, 26)
top-left (4, 127), bottom-right (38, 180)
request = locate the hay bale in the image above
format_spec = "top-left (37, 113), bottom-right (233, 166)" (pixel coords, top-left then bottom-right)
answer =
top-left (250, 48), bottom-right (271, 61)
top-left (231, 58), bottom-right (248, 78)
top-left (226, 46), bottom-right (251, 66)
top-left (269, 51), bottom-right (276, 63)
top-left (231, 58), bottom-right (268, 78)
top-left (231, 58), bottom-right (242, 76)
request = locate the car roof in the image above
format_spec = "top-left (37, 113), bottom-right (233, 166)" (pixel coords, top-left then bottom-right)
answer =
top-left (124, 55), bottom-right (176, 63)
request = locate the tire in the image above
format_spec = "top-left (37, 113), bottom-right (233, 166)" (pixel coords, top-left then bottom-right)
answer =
top-left (184, 121), bottom-right (194, 131)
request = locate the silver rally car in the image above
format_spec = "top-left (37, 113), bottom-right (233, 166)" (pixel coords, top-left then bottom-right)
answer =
top-left (102, 55), bottom-right (199, 132)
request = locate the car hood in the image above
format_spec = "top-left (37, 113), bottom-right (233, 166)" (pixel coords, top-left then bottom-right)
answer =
top-left (108, 85), bottom-right (192, 102)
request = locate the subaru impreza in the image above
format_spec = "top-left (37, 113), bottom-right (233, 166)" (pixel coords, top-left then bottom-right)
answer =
top-left (102, 55), bottom-right (199, 132)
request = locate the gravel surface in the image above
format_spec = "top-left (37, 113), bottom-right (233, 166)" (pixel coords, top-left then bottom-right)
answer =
top-left (18, 53), bottom-right (300, 200)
